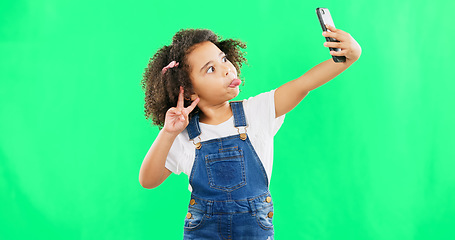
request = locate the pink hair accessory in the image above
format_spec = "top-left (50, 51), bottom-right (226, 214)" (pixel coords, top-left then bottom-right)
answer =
top-left (161, 60), bottom-right (179, 74)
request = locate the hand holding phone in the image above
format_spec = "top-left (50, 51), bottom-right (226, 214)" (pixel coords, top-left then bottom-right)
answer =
top-left (316, 8), bottom-right (346, 63)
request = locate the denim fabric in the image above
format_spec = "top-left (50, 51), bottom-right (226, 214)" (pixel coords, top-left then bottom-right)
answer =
top-left (183, 101), bottom-right (274, 240)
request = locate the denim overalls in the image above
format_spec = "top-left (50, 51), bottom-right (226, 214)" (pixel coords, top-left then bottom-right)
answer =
top-left (183, 101), bottom-right (274, 240)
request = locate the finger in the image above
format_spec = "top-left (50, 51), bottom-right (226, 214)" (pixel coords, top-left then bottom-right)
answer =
top-left (167, 107), bottom-right (177, 115)
top-left (177, 86), bottom-right (184, 109)
top-left (330, 50), bottom-right (347, 56)
top-left (181, 98), bottom-right (199, 117)
top-left (168, 107), bottom-right (183, 119)
top-left (327, 25), bottom-right (347, 35)
top-left (171, 110), bottom-right (185, 121)
top-left (322, 30), bottom-right (336, 39)
top-left (185, 97), bottom-right (200, 113)
top-left (324, 41), bottom-right (343, 49)
top-left (322, 31), bottom-right (348, 42)
top-left (325, 24), bottom-right (337, 32)
top-left (322, 31), bottom-right (338, 40)
top-left (325, 24), bottom-right (348, 36)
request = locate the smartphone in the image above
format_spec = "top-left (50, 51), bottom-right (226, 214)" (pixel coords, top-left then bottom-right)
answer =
top-left (316, 8), bottom-right (346, 62)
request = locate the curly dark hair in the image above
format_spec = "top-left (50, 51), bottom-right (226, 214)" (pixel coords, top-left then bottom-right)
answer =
top-left (141, 28), bottom-right (248, 128)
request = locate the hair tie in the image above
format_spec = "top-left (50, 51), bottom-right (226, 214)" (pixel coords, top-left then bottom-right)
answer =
top-left (161, 61), bottom-right (179, 74)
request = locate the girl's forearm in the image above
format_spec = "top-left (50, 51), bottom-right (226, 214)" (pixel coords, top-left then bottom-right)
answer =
top-left (274, 58), bottom-right (355, 117)
top-left (298, 58), bottom-right (355, 92)
top-left (139, 130), bottom-right (177, 189)
top-left (274, 26), bottom-right (361, 117)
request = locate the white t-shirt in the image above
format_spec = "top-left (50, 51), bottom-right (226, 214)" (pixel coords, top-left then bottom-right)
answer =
top-left (165, 89), bottom-right (285, 191)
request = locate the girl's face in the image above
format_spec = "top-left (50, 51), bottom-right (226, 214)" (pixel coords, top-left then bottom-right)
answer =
top-left (186, 41), bottom-right (239, 105)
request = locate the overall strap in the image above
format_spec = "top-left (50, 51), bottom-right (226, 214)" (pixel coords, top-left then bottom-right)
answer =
top-left (186, 113), bottom-right (201, 140)
top-left (230, 101), bottom-right (248, 140)
top-left (230, 101), bottom-right (247, 127)
top-left (186, 101), bottom-right (247, 142)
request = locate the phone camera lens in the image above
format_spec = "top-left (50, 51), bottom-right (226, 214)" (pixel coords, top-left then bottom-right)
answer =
top-left (321, 9), bottom-right (325, 14)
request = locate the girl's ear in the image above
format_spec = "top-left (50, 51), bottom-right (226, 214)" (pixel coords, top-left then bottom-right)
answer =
top-left (190, 93), bottom-right (199, 101)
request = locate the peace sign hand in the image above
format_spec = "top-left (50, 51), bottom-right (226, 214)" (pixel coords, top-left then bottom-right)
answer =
top-left (162, 86), bottom-right (200, 136)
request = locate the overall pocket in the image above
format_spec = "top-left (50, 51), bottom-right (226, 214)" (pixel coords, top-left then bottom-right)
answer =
top-left (255, 203), bottom-right (274, 230)
top-left (205, 149), bottom-right (246, 191)
top-left (184, 209), bottom-right (207, 231)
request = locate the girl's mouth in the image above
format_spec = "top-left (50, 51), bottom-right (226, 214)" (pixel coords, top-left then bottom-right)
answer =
top-left (229, 78), bottom-right (241, 88)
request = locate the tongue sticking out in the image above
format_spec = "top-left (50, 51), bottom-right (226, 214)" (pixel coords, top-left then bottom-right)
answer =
top-left (229, 78), bottom-right (241, 88)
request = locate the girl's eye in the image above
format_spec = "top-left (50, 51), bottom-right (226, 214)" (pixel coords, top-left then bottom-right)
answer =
top-left (206, 55), bottom-right (228, 74)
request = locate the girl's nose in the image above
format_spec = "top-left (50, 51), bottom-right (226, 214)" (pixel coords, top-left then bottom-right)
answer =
top-left (224, 66), bottom-right (231, 76)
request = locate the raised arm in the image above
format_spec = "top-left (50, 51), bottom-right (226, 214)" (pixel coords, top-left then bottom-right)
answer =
top-left (274, 25), bottom-right (361, 117)
top-left (139, 87), bottom-right (199, 189)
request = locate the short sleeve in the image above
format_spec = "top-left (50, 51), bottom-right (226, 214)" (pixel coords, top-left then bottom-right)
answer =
top-left (164, 132), bottom-right (190, 175)
top-left (244, 89), bottom-right (285, 137)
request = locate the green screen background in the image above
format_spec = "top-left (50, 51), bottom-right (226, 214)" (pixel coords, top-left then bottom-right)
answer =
top-left (1, 0), bottom-right (454, 239)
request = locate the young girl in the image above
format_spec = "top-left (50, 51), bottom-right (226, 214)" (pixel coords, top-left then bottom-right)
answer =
top-left (139, 26), bottom-right (361, 239)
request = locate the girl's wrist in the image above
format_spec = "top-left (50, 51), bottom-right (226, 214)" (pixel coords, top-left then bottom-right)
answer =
top-left (160, 127), bottom-right (180, 139)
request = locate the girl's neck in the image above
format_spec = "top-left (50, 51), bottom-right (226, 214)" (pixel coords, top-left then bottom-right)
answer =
top-left (198, 101), bottom-right (233, 125)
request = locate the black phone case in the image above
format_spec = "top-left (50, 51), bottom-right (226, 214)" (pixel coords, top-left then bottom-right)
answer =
top-left (316, 8), bottom-right (346, 63)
